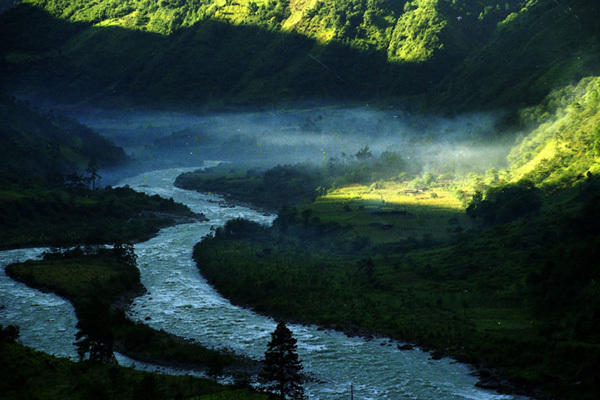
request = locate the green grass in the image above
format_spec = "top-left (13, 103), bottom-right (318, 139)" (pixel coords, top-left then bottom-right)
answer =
top-left (305, 181), bottom-right (472, 243)
top-left (0, 341), bottom-right (267, 400)
top-left (6, 251), bottom-right (138, 304)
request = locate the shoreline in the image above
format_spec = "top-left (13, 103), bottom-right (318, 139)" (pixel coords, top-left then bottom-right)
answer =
top-left (0, 210), bottom-right (208, 251)
top-left (184, 187), bottom-right (549, 400)
top-left (173, 182), bottom-right (278, 217)
top-left (193, 257), bottom-right (543, 400)
top-left (3, 243), bottom-right (261, 382)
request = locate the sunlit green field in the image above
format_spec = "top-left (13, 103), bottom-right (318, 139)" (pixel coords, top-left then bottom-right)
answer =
top-left (301, 181), bottom-right (473, 243)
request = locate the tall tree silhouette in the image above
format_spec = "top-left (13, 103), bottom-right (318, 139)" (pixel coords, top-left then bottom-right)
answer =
top-left (261, 321), bottom-right (304, 399)
top-left (86, 158), bottom-right (101, 190)
top-left (74, 294), bottom-right (115, 364)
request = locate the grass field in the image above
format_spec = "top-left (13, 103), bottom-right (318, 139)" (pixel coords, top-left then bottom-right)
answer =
top-left (305, 181), bottom-right (473, 244)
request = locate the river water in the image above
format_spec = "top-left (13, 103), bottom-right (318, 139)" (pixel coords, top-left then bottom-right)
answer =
top-left (0, 166), bottom-right (527, 399)
top-left (0, 247), bottom-right (78, 358)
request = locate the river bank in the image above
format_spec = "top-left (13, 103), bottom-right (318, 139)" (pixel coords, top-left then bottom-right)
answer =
top-left (192, 233), bottom-right (544, 400)
top-left (183, 170), bottom-right (600, 400)
top-left (115, 167), bottom-right (527, 400)
top-left (5, 246), bottom-right (260, 380)
top-left (0, 340), bottom-right (266, 400)
top-left (0, 183), bottom-right (205, 250)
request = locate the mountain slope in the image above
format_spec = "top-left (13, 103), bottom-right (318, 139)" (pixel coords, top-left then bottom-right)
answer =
top-left (19, 0), bottom-right (522, 59)
top-left (433, 0), bottom-right (600, 111)
top-left (0, 0), bottom-right (562, 108)
top-left (0, 94), bottom-right (128, 183)
top-left (508, 76), bottom-right (600, 187)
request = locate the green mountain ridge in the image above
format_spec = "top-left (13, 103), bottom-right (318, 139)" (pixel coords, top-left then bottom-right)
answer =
top-left (1, 0), bottom-right (597, 110)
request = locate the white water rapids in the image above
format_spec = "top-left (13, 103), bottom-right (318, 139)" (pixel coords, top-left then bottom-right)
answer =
top-left (0, 166), bottom-right (529, 399)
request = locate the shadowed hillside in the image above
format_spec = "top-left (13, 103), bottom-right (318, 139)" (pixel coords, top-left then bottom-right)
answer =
top-left (0, 5), bottom-right (434, 108)
top-left (2, 0), bottom-right (597, 109)
top-left (0, 94), bottom-right (127, 184)
top-left (432, 0), bottom-right (600, 111)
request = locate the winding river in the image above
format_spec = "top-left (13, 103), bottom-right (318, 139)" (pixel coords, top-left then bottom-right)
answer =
top-left (1, 166), bottom-right (528, 399)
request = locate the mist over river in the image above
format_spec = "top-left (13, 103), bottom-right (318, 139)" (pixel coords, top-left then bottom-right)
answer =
top-left (1, 165), bottom-right (529, 399)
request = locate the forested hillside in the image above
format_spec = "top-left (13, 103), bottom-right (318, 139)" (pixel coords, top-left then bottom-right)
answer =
top-left (0, 94), bottom-right (127, 184)
top-left (508, 76), bottom-right (600, 187)
top-left (433, 0), bottom-right (600, 110)
top-left (1, 0), bottom-right (597, 109)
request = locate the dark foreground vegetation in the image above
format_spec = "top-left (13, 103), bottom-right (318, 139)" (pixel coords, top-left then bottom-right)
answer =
top-left (192, 170), bottom-right (600, 399)
top-left (5, 246), bottom-right (258, 378)
top-left (0, 331), bottom-right (267, 400)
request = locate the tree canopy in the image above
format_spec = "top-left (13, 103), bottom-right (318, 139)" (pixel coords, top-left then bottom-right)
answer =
top-left (261, 321), bottom-right (304, 400)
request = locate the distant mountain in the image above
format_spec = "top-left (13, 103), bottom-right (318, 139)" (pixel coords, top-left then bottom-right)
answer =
top-left (0, 94), bottom-right (128, 183)
top-left (2, 0), bottom-right (596, 109)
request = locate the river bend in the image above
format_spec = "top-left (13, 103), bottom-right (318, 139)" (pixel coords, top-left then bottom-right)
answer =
top-left (0, 166), bottom-right (527, 400)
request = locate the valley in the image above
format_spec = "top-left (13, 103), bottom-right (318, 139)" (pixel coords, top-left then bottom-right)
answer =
top-left (1, 1), bottom-right (599, 399)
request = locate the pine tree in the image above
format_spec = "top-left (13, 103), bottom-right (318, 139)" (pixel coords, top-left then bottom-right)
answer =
top-left (74, 295), bottom-right (115, 364)
top-left (261, 321), bottom-right (305, 399)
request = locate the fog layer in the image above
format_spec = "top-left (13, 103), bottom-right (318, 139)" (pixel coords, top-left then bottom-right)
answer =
top-left (77, 105), bottom-right (514, 178)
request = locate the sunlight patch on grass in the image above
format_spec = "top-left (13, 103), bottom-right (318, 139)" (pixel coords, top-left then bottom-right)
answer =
top-left (282, 0), bottom-right (318, 31)
top-left (511, 132), bottom-right (558, 180)
top-left (322, 181), bottom-right (465, 210)
top-left (301, 181), bottom-right (472, 243)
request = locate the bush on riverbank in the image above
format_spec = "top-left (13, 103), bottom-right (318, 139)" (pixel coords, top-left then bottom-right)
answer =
top-left (174, 153), bottom-right (418, 211)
